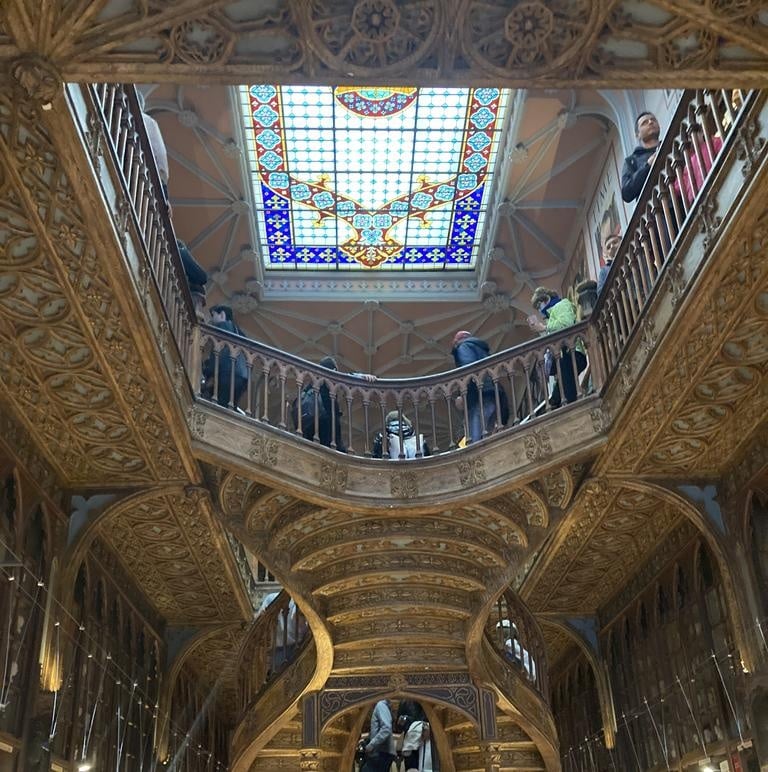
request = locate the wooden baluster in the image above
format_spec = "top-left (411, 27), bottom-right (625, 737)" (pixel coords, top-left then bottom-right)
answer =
top-left (523, 361), bottom-right (535, 420)
top-left (445, 390), bottom-right (456, 450)
top-left (507, 366), bottom-right (519, 426)
top-left (260, 365), bottom-right (270, 423)
top-left (329, 389), bottom-right (338, 450)
top-left (278, 371), bottom-right (286, 428)
top-left (460, 383), bottom-right (471, 444)
top-left (552, 345), bottom-right (568, 407)
top-left (413, 396), bottom-right (424, 458)
top-left (493, 375), bottom-right (503, 432)
top-left (619, 261), bottom-right (636, 331)
top-left (704, 89), bottom-right (725, 140)
top-left (568, 341), bottom-right (582, 400)
top-left (211, 342), bottom-right (220, 405)
top-left (476, 375), bottom-right (489, 439)
top-left (345, 390), bottom-right (353, 454)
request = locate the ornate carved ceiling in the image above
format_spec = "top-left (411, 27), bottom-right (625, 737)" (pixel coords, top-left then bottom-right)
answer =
top-left (2, 0), bottom-right (768, 87)
top-left (524, 480), bottom-right (683, 614)
top-left (97, 488), bottom-right (247, 623)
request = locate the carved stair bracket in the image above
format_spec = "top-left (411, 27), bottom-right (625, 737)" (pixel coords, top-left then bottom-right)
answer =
top-left (10, 55), bottom-right (62, 109)
top-left (736, 116), bottom-right (767, 178)
top-left (698, 196), bottom-right (722, 251)
top-left (640, 317), bottom-right (657, 355)
top-left (391, 469), bottom-right (418, 498)
top-left (299, 749), bottom-right (321, 771)
top-left (319, 462), bottom-right (347, 493)
top-left (665, 259), bottom-right (685, 308)
top-left (85, 109), bottom-right (103, 174)
top-left (249, 435), bottom-right (278, 467)
top-left (187, 407), bottom-right (207, 439)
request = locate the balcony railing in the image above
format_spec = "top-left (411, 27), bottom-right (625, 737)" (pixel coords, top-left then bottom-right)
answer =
top-left (593, 89), bottom-right (751, 373)
top-left (84, 83), bottom-right (196, 365)
top-left (79, 82), bottom-right (756, 462)
top-left (195, 321), bottom-right (596, 457)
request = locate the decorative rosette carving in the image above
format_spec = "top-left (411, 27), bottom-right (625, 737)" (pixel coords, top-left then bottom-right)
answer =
top-left (297, 0), bottom-right (442, 74)
top-left (459, 0), bottom-right (599, 77)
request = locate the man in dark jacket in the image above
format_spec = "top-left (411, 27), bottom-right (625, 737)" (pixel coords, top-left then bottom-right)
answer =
top-left (451, 331), bottom-right (509, 444)
top-left (621, 111), bottom-right (661, 203)
top-left (202, 305), bottom-right (248, 408)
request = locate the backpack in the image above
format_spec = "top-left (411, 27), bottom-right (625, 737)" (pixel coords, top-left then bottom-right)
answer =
top-left (291, 387), bottom-right (327, 434)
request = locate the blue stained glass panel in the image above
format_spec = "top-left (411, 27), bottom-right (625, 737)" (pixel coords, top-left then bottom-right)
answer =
top-left (239, 85), bottom-right (509, 270)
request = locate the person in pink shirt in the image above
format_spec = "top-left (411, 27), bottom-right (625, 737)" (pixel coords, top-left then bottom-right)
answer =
top-left (676, 130), bottom-right (723, 205)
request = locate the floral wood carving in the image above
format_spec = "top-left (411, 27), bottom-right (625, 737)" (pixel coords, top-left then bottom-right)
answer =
top-left (249, 435), bottom-right (278, 467)
top-left (524, 429), bottom-right (552, 462)
top-left (391, 469), bottom-right (418, 498)
top-left (458, 457), bottom-right (487, 487)
top-left (319, 462), bottom-right (347, 493)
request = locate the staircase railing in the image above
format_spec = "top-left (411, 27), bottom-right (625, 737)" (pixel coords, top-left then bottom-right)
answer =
top-left (485, 588), bottom-right (549, 700)
top-left (236, 590), bottom-right (309, 716)
top-left (196, 321), bottom-right (597, 457)
top-left (593, 89), bottom-right (753, 373)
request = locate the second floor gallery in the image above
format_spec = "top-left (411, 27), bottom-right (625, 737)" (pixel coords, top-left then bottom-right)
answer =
top-left (0, 2), bottom-right (767, 771)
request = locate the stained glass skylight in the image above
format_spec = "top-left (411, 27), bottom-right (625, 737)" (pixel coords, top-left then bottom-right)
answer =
top-left (238, 85), bottom-right (510, 271)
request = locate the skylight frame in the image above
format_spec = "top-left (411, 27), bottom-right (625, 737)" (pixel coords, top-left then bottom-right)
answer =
top-left (238, 84), bottom-right (511, 273)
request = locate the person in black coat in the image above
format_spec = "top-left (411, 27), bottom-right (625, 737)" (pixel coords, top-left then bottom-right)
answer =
top-left (621, 112), bottom-right (661, 203)
top-left (451, 331), bottom-right (509, 444)
top-left (202, 305), bottom-right (248, 408)
top-left (292, 357), bottom-right (376, 452)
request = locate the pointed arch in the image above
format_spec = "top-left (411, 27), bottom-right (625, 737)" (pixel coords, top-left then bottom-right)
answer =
top-left (617, 479), bottom-right (760, 671)
top-left (539, 617), bottom-right (617, 749)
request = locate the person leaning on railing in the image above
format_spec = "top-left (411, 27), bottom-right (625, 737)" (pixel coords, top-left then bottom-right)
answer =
top-left (528, 288), bottom-right (587, 408)
top-left (201, 305), bottom-right (248, 410)
top-left (621, 111), bottom-right (661, 203)
top-left (291, 356), bottom-right (376, 453)
top-left (451, 331), bottom-right (510, 444)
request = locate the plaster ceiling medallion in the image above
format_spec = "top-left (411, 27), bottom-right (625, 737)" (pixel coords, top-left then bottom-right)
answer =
top-left (238, 84), bottom-right (510, 270)
top-left (298, 0), bottom-right (442, 73)
top-left (460, 0), bottom-right (600, 76)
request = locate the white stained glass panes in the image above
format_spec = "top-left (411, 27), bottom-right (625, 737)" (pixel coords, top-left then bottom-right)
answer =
top-left (240, 84), bottom-right (510, 270)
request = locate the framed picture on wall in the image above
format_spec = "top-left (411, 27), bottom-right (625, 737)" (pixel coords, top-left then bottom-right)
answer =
top-left (584, 141), bottom-right (628, 277)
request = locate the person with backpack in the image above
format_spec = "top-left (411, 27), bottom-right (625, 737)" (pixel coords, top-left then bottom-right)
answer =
top-left (292, 356), bottom-right (375, 452)
top-left (451, 331), bottom-right (509, 444)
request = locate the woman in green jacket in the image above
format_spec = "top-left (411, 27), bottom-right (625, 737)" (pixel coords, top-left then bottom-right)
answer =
top-left (529, 287), bottom-right (587, 407)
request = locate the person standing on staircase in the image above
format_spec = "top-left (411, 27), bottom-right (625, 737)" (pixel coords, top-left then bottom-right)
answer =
top-left (363, 699), bottom-right (395, 772)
